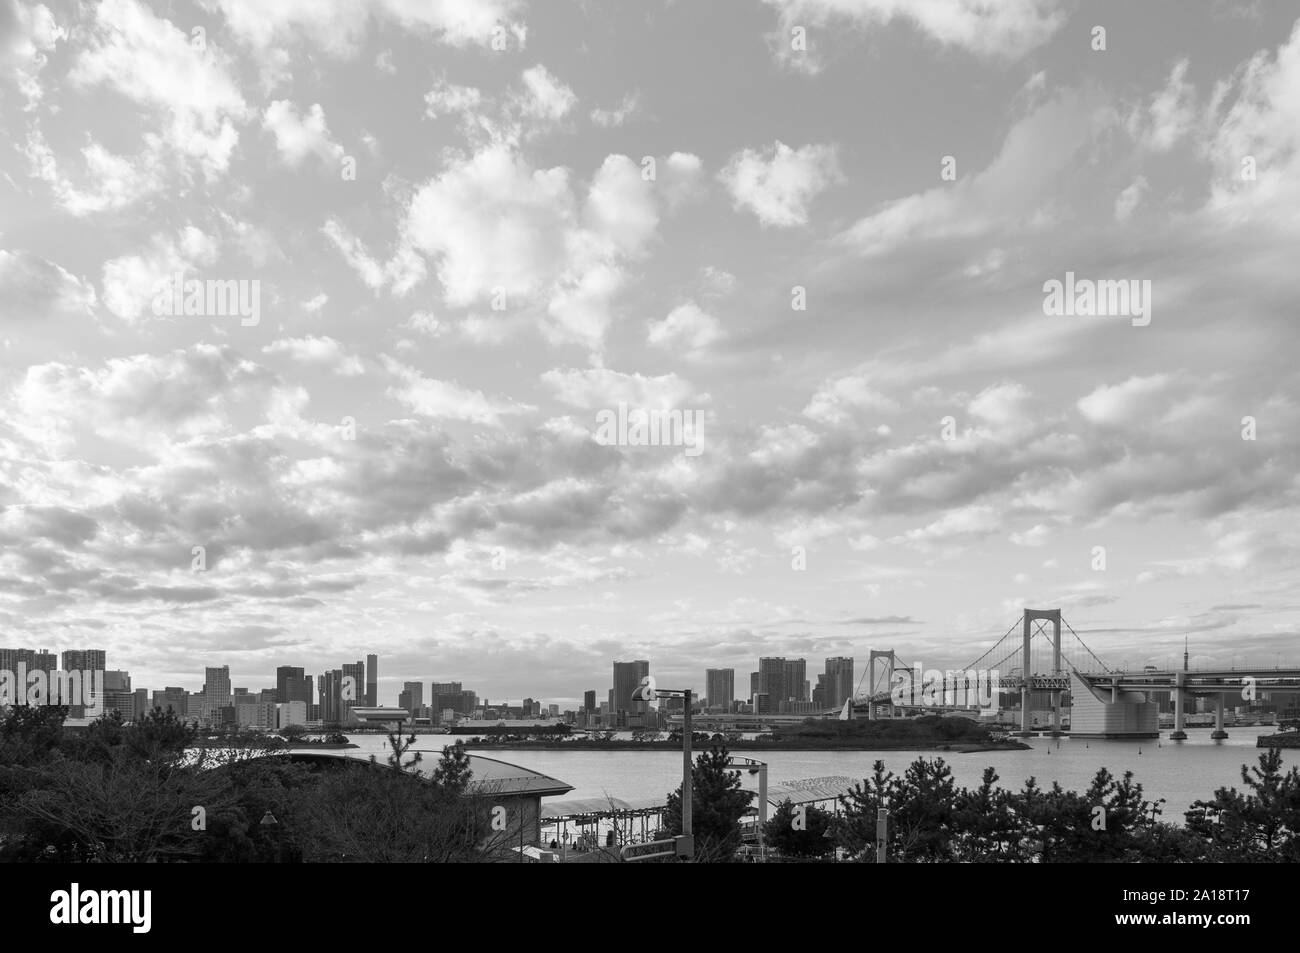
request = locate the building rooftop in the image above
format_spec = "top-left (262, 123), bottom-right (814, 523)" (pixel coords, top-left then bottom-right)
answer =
top-left (279, 747), bottom-right (574, 799)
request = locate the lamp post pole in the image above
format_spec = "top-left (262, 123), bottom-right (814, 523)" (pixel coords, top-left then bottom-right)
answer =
top-left (682, 688), bottom-right (692, 850)
top-left (631, 678), bottom-right (694, 860)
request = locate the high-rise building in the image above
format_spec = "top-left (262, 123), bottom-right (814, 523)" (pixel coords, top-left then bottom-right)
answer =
top-left (61, 649), bottom-right (107, 673)
top-left (399, 681), bottom-right (423, 715)
top-left (104, 690), bottom-right (136, 721)
top-left (758, 658), bottom-right (787, 714)
top-left (783, 659), bottom-right (808, 702)
top-left (749, 671), bottom-right (761, 701)
top-left (612, 660), bottom-right (650, 727)
top-left (276, 666), bottom-right (313, 705)
top-left (341, 660), bottom-right (365, 724)
top-left (104, 670), bottom-right (131, 692)
top-left (154, 687), bottom-right (187, 718)
top-left (825, 657), bottom-right (854, 709)
top-left (583, 690), bottom-right (596, 712)
top-left (60, 649), bottom-right (107, 713)
top-left (201, 666), bottom-right (231, 725)
top-left (133, 688), bottom-right (149, 717)
top-left (706, 669), bottom-right (735, 711)
top-left (366, 654), bottom-right (378, 707)
top-left (319, 669), bottom-right (343, 724)
top-left (0, 647), bottom-right (57, 674)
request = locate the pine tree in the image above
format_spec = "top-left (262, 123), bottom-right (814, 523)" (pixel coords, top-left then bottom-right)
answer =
top-left (661, 746), bottom-right (754, 862)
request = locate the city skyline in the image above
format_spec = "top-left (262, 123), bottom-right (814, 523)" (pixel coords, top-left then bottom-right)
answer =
top-left (4, 1), bottom-right (1300, 705)
top-left (0, 642), bottom-right (873, 711)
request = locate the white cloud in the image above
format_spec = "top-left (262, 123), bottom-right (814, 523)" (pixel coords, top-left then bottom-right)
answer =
top-left (1114, 175), bottom-right (1149, 222)
top-left (720, 141), bottom-right (840, 227)
top-left (968, 381), bottom-right (1033, 431)
top-left (205, 0), bottom-right (527, 58)
top-left (383, 357), bottom-right (534, 425)
top-left (0, 250), bottom-right (97, 318)
top-left (839, 89), bottom-right (1109, 255)
top-left (321, 219), bottom-right (426, 296)
top-left (542, 367), bottom-right (699, 410)
top-left (762, 0), bottom-right (1067, 61)
top-left (1010, 524), bottom-right (1051, 547)
top-left (101, 227), bottom-right (220, 322)
top-left (590, 91), bottom-right (641, 128)
top-left (516, 65), bottom-right (576, 122)
top-left (71, 0), bottom-right (249, 179)
top-left (424, 77), bottom-right (484, 119)
top-left (647, 302), bottom-right (725, 352)
top-left (405, 311), bottom-right (445, 337)
top-left (23, 127), bottom-right (166, 216)
top-left (263, 100), bottom-right (346, 167)
top-left (803, 374), bottom-right (899, 424)
top-left (262, 336), bottom-right (364, 375)
top-left (401, 144), bottom-right (575, 307)
top-left (1202, 20), bottom-right (1300, 224)
top-left (1077, 375), bottom-right (1172, 426)
top-left (1136, 58), bottom-right (1198, 152)
top-left (0, 0), bottom-right (65, 109)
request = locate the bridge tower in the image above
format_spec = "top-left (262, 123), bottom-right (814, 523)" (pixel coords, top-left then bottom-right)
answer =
top-left (1019, 609), bottom-right (1062, 737)
top-left (866, 650), bottom-right (901, 720)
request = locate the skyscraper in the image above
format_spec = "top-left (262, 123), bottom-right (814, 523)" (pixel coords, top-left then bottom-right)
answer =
top-left (612, 659), bottom-right (650, 727)
top-left (706, 669), bottom-right (735, 711)
top-left (0, 647), bottom-right (57, 674)
top-left (758, 657), bottom-right (786, 714)
top-left (583, 690), bottom-right (596, 712)
top-left (366, 653), bottom-right (378, 706)
top-left (61, 648), bottom-right (106, 673)
top-left (203, 666), bottom-right (231, 724)
top-left (825, 657), bottom-right (855, 709)
top-left (319, 669), bottom-right (343, 724)
top-left (782, 659), bottom-right (808, 703)
top-left (276, 666), bottom-right (313, 704)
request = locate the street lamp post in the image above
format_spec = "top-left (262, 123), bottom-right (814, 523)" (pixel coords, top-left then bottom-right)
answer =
top-left (632, 677), bottom-right (694, 860)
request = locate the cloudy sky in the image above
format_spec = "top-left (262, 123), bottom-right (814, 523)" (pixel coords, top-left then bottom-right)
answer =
top-left (2, 0), bottom-right (1299, 706)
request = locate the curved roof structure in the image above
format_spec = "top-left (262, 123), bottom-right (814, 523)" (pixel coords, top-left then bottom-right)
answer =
top-left (273, 747), bottom-right (573, 798)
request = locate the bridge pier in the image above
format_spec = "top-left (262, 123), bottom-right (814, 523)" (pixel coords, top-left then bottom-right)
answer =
top-left (1211, 694), bottom-right (1228, 740)
top-left (1169, 673), bottom-right (1187, 740)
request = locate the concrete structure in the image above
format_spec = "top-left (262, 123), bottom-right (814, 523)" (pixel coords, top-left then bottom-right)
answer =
top-left (347, 705), bottom-right (412, 727)
top-left (1069, 672), bottom-right (1159, 738)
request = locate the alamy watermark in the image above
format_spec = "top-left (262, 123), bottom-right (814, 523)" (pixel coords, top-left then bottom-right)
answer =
top-left (890, 666), bottom-right (1001, 715)
top-left (0, 666), bottom-right (104, 716)
top-left (1042, 271), bottom-right (1151, 326)
top-left (594, 402), bottom-right (703, 457)
top-left (151, 271), bottom-right (260, 326)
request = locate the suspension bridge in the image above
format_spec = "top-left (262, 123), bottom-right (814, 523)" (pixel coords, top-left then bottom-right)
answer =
top-left (845, 608), bottom-right (1300, 739)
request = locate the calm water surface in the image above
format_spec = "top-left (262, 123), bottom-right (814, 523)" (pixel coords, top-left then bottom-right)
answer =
top-left (345, 727), bottom-right (1290, 819)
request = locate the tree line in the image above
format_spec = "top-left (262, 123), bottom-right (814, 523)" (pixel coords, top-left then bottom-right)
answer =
top-left (662, 745), bottom-right (1300, 862)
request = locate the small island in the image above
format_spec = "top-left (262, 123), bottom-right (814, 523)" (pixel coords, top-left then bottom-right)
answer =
top-left (462, 715), bottom-right (1031, 752)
